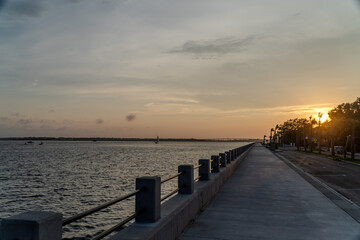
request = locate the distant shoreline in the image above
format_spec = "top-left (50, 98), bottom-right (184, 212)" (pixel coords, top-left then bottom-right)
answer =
top-left (0, 137), bottom-right (260, 142)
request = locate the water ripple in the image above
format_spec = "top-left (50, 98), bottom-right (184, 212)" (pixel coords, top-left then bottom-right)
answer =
top-left (0, 140), bottom-right (247, 239)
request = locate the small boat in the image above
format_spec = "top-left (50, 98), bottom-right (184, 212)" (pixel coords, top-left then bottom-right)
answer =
top-left (155, 136), bottom-right (159, 144)
top-left (39, 142), bottom-right (44, 145)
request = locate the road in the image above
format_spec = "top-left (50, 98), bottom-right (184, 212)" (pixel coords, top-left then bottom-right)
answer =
top-left (277, 149), bottom-right (360, 206)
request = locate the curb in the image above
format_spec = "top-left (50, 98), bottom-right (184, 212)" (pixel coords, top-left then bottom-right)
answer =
top-left (274, 152), bottom-right (360, 224)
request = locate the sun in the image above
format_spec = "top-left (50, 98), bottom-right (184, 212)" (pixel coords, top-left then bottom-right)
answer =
top-left (316, 112), bottom-right (329, 123)
top-left (320, 113), bottom-right (329, 123)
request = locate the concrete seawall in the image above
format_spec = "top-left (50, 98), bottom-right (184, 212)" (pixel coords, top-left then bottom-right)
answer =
top-left (109, 145), bottom-right (253, 240)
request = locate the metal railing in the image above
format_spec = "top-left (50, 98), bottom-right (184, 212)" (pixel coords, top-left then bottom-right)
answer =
top-left (62, 189), bottom-right (143, 226)
top-left (161, 171), bottom-right (184, 184)
top-left (1, 143), bottom-right (255, 240)
top-left (61, 188), bottom-right (145, 240)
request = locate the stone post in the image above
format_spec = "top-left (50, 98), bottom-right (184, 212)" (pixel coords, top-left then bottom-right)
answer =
top-left (225, 151), bottom-right (231, 164)
top-left (1, 211), bottom-right (62, 240)
top-left (211, 155), bottom-right (220, 173)
top-left (219, 153), bottom-right (226, 168)
top-left (198, 159), bottom-right (210, 180)
top-left (178, 165), bottom-right (194, 194)
top-left (231, 149), bottom-right (235, 161)
top-left (135, 176), bottom-right (160, 222)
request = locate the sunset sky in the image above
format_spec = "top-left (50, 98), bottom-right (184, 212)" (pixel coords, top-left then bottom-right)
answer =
top-left (0, 0), bottom-right (359, 138)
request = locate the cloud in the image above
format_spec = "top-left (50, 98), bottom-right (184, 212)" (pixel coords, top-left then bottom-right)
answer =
top-left (49, 109), bottom-right (55, 113)
top-left (96, 118), bottom-right (104, 124)
top-left (126, 113), bottom-right (136, 122)
top-left (168, 36), bottom-right (256, 55)
top-left (17, 118), bottom-right (32, 125)
top-left (57, 126), bottom-right (67, 131)
top-left (32, 80), bottom-right (39, 86)
top-left (6, 0), bottom-right (43, 18)
top-left (0, 116), bottom-right (11, 123)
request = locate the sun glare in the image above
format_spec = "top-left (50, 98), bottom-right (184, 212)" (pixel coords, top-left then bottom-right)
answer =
top-left (313, 112), bottom-right (329, 123)
top-left (320, 113), bottom-right (329, 123)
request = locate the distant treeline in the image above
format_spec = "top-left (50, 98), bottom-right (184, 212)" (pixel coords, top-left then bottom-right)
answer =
top-left (268, 97), bottom-right (360, 159)
top-left (0, 137), bottom-right (260, 142)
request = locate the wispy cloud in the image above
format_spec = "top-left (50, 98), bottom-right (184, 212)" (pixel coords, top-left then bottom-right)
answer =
top-left (17, 118), bottom-right (32, 126)
top-left (168, 36), bottom-right (257, 55)
top-left (144, 101), bottom-right (335, 117)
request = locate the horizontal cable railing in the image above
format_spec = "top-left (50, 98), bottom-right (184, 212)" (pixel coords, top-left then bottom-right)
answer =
top-left (62, 189), bottom-right (143, 226)
top-left (161, 171), bottom-right (184, 184)
top-left (161, 186), bottom-right (185, 202)
top-left (194, 175), bottom-right (201, 181)
top-left (193, 164), bottom-right (203, 169)
top-left (90, 209), bottom-right (145, 240)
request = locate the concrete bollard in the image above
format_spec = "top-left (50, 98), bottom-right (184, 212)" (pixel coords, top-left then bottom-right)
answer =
top-left (0, 211), bottom-right (62, 240)
top-left (239, 147), bottom-right (244, 154)
top-left (231, 150), bottom-right (235, 161)
top-left (178, 165), bottom-right (194, 194)
top-left (211, 155), bottom-right (220, 173)
top-left (135, 176), bottom-right (161, 222)
top-left (219, 153), bottom-right (226, 168)
top-left (225, 151), bottom-right (231, 164)
top-left (198, 159), bottom-right (210, 180)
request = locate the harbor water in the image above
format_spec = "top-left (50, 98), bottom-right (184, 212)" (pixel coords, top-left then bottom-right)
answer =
top-left (0, 140), bottom-right (249, 239)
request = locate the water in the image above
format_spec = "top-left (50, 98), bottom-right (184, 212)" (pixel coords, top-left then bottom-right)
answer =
top-left (0, 140), bottom-right (249, 239)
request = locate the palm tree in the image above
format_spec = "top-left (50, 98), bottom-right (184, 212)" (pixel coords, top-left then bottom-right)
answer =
top-left (309, 116), bottom-right (316, 152)
top-left (318, 112), bottom-right (323, 154)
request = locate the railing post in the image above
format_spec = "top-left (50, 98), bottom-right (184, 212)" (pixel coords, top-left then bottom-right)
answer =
top-left (178, 165), bottom-right (194, 194)
top-left (0, 211), bottom-right (62, 240)
top-left (198, 159), bottom-right (210, 180)
top-left (135, 176), bottom-right (160, 222)
top-left (219, 153), bottom-right (226, 168)
top-left (211, 155), bottom-right (220, 172)
top-left (225, 151), bottom-right (231, 164)
top-left (231, 149), bottom-right (235, 161)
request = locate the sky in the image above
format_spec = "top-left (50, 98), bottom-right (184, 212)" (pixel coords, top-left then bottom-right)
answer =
top-left (0, 0), bottom-right (360, 138)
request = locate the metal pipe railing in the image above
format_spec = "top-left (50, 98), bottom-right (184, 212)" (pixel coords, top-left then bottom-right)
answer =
top-left (62, 189), bottom-right (143, 226)
top-left (193, 164), bottom-right (203, 169)
top-left (161, 171), bottom-right (184, 184)
top-left (91, 209), bottom-right (145, 240)
top-left (161, 186), bottom-right (184, 202)
top-left (194, 175), bottom-right (201, 181)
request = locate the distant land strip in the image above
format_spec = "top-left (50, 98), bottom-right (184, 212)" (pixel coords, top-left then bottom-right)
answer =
top-left (0, 137), bottom-right (260, 142)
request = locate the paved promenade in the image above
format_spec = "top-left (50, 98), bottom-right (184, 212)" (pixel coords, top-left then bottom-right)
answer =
top-left (181, 144), bottom-right (360, 240)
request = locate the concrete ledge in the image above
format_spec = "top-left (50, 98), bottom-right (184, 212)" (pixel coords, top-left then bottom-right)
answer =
top-left (109, 144), bottom-right (254, 240)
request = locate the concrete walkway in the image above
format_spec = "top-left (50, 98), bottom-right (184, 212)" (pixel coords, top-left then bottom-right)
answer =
top-left (180, 144), bottom-right (360, 240)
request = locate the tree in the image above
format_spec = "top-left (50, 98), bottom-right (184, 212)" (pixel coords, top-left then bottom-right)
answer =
top-left (318, 112), bottom-right (323, 154)
top-left (308, 116), bottom-right (317, 152)
top-left (328, 98), bottom-right (360, 160)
